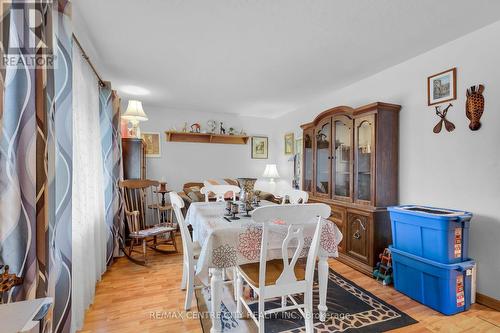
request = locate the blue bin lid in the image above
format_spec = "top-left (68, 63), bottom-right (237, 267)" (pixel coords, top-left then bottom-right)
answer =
top-left (389, 246), bottom-right (476, 271)
top-left (388, 205), bottom-right (472, 221)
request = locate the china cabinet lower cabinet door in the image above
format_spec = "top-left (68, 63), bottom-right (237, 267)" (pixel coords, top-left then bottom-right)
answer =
top-left (346, 212), bottom-right (370, 263)
top-left (330, 205), bottom-right (346, 253)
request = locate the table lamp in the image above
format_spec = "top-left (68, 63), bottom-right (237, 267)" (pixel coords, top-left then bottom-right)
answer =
top-left (122, 100), bottom-right (148, 138)
top-left (262, 164), bottom-right (280, 184)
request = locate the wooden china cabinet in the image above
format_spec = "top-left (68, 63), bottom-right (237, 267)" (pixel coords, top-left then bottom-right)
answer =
top-left (301, 102), bottom-right (401, 275)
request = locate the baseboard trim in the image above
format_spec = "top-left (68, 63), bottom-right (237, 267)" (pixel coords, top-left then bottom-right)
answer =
top-left (476, 293), bottom-right (500, 311)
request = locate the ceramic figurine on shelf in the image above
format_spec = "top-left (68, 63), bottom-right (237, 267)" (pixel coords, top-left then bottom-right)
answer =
top-left (182, 122), bottom-right (188, 132)
top-left (220, 122), bottom-right (226, 135)
top-left (207, 120), bottom-right (217, 133)
top-left (229, 127), bottom-right (235, 135)
top-left (466, 84), bottom-right (485, 131)
top-left (190, 123), bottom-right (201, 133)
top-left (240, 129), bottom-right (246, 135)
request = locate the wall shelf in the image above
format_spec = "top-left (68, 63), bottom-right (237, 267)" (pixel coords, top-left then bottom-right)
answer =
top-left (165, 131), bottom-right (249, 145)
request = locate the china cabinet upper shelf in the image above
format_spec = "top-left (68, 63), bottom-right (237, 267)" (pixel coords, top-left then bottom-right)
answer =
top-left (165, 131), bottom-right (249, 145)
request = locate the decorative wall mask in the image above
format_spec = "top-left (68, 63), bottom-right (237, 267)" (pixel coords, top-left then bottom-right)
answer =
top-left (466, 85), bottom-right (485, 131)
top-left (433, 103), bottom-right (455, 133)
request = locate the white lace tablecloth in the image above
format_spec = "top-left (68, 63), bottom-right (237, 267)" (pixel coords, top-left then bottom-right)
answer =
top-left (185, 201), bottom-right (343, 280)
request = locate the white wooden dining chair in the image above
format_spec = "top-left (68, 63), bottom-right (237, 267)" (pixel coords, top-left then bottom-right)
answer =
top-left (171, 191), bottom-right (237, 309)
top-left (170, 192), bottom-right (202, 310)
top-left (280, 189), bottom-right (309, 204)
top-left (235, 203), bottom-right (331, 333)
top-left (200, 183), bottom-right (240, 202)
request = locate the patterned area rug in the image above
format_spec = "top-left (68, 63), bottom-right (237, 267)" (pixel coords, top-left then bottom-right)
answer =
top-left (195, 268), bottom-right (417, 332)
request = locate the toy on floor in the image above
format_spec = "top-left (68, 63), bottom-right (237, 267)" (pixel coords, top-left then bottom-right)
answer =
top-left (373, 248), bottom-right (393, 285)
top-left (0, 265), bottom-right (23, 304)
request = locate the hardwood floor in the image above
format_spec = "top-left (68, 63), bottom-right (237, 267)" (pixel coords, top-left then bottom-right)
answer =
top-left (80, 235), bottom-right (500, 333)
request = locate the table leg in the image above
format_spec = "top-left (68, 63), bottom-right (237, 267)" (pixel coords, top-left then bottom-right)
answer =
top-left (210, 268), bottom-right (223, 333)
top-left (318, 255), bottom-right (329, 322)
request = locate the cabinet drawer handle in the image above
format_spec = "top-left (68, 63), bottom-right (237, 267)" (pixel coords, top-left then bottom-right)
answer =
top-left (353, 218), bottom-right (366, 230)
top-left (352, 218), bottom-right (365, 240)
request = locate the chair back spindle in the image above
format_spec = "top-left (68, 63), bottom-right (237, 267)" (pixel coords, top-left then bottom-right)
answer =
top-left (120, 179), bottom-right (162, 234)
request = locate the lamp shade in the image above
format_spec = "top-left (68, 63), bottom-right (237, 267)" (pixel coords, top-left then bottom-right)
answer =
top-left (122, 100), bottom-right (148, 122)
top-left (262, 164), bottom-right (280, 178)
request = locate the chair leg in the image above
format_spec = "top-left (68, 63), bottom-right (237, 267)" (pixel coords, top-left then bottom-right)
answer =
top-left (236, 272), bottom-right (243, 318)
top-left (258, 296), bottom-right (265, 333)
top-left (184, 267), bottom-right (195, 310)
top-left (304, 289), bottom-right (314, 333)
top-left (181, 262), bottom-right (187, 290)
top-left (142, 239), bottom-right (147, 264)
top-left (281, 296), bottom-right (287, 310)
top-left (232, 268), bottom-right (238, 301)
top-left (172, 232), bottom-right (178, 252)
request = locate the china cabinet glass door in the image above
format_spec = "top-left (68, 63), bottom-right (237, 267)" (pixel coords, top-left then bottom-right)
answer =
top-left (315, 118), bottom-right (331, 196)
top-left (332, 116), bottom-right (353, 201)
top-left (302, 129), bottom-right (314, 193)
top-left (355, 116), bottom-right (375, 204)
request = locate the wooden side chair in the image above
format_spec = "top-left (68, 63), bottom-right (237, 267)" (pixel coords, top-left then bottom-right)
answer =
top-left (235, 203), bottom-right (331, 333)
top-left (281, 189), bottom-right (309, 204)
top-left (200, 184), bottom-right (240, 202)
top-left (119, 179), bottom-right (177, 265)
top-left (170, 192), bottom-right (203, 310)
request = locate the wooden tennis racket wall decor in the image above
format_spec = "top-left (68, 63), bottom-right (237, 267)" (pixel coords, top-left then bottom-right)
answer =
top-left (433, 103), bottom-right (455, 134)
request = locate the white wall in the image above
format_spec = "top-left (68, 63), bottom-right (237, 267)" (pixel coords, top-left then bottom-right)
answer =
top-left (138, 107), bottom-right (281, 192)
top-left (272, 20), bottom-right (500, 299)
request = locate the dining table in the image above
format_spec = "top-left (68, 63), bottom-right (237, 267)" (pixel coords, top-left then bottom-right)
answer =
top-left (185, 200), bottom-right (343, 333)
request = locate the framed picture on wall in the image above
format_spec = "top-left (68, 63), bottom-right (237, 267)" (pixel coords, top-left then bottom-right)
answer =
top-left (141, 132), bottom-right (161, 157)
top-left (251, 136), bottom-right (268, 159)
top-left (284, 132), bottom-right (294, 155)
top-left (427, 67), bottom-right (457, 106)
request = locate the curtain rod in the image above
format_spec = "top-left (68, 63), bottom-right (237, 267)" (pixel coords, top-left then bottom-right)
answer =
top-left (72, 34), bottom-right (106, 88)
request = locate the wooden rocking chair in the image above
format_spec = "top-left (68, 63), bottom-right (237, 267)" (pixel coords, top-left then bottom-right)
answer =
top-left (119, 179), bottom-right (177, 265)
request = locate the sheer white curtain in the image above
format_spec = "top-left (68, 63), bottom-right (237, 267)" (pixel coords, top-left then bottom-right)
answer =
top-left (71, 42), bottom-right (107, 332)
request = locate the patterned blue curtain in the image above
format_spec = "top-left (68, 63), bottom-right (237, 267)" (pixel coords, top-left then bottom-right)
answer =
top-left (0, 1), bottom-right (72, 332)
top-left (51, 1), bottom-right (73, 332)
top-left (99, 83), bottom-right (124, 264)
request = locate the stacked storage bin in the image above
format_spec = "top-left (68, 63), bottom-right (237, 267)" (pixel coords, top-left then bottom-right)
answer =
top-left (388, 205), bottom-right (475, 315)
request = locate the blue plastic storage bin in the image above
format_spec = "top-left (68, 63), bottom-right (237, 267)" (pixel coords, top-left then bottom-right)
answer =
top-left (388, 205), bottom-right (472, 264)
top-left (390, 246), bottom-right (475, 315)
